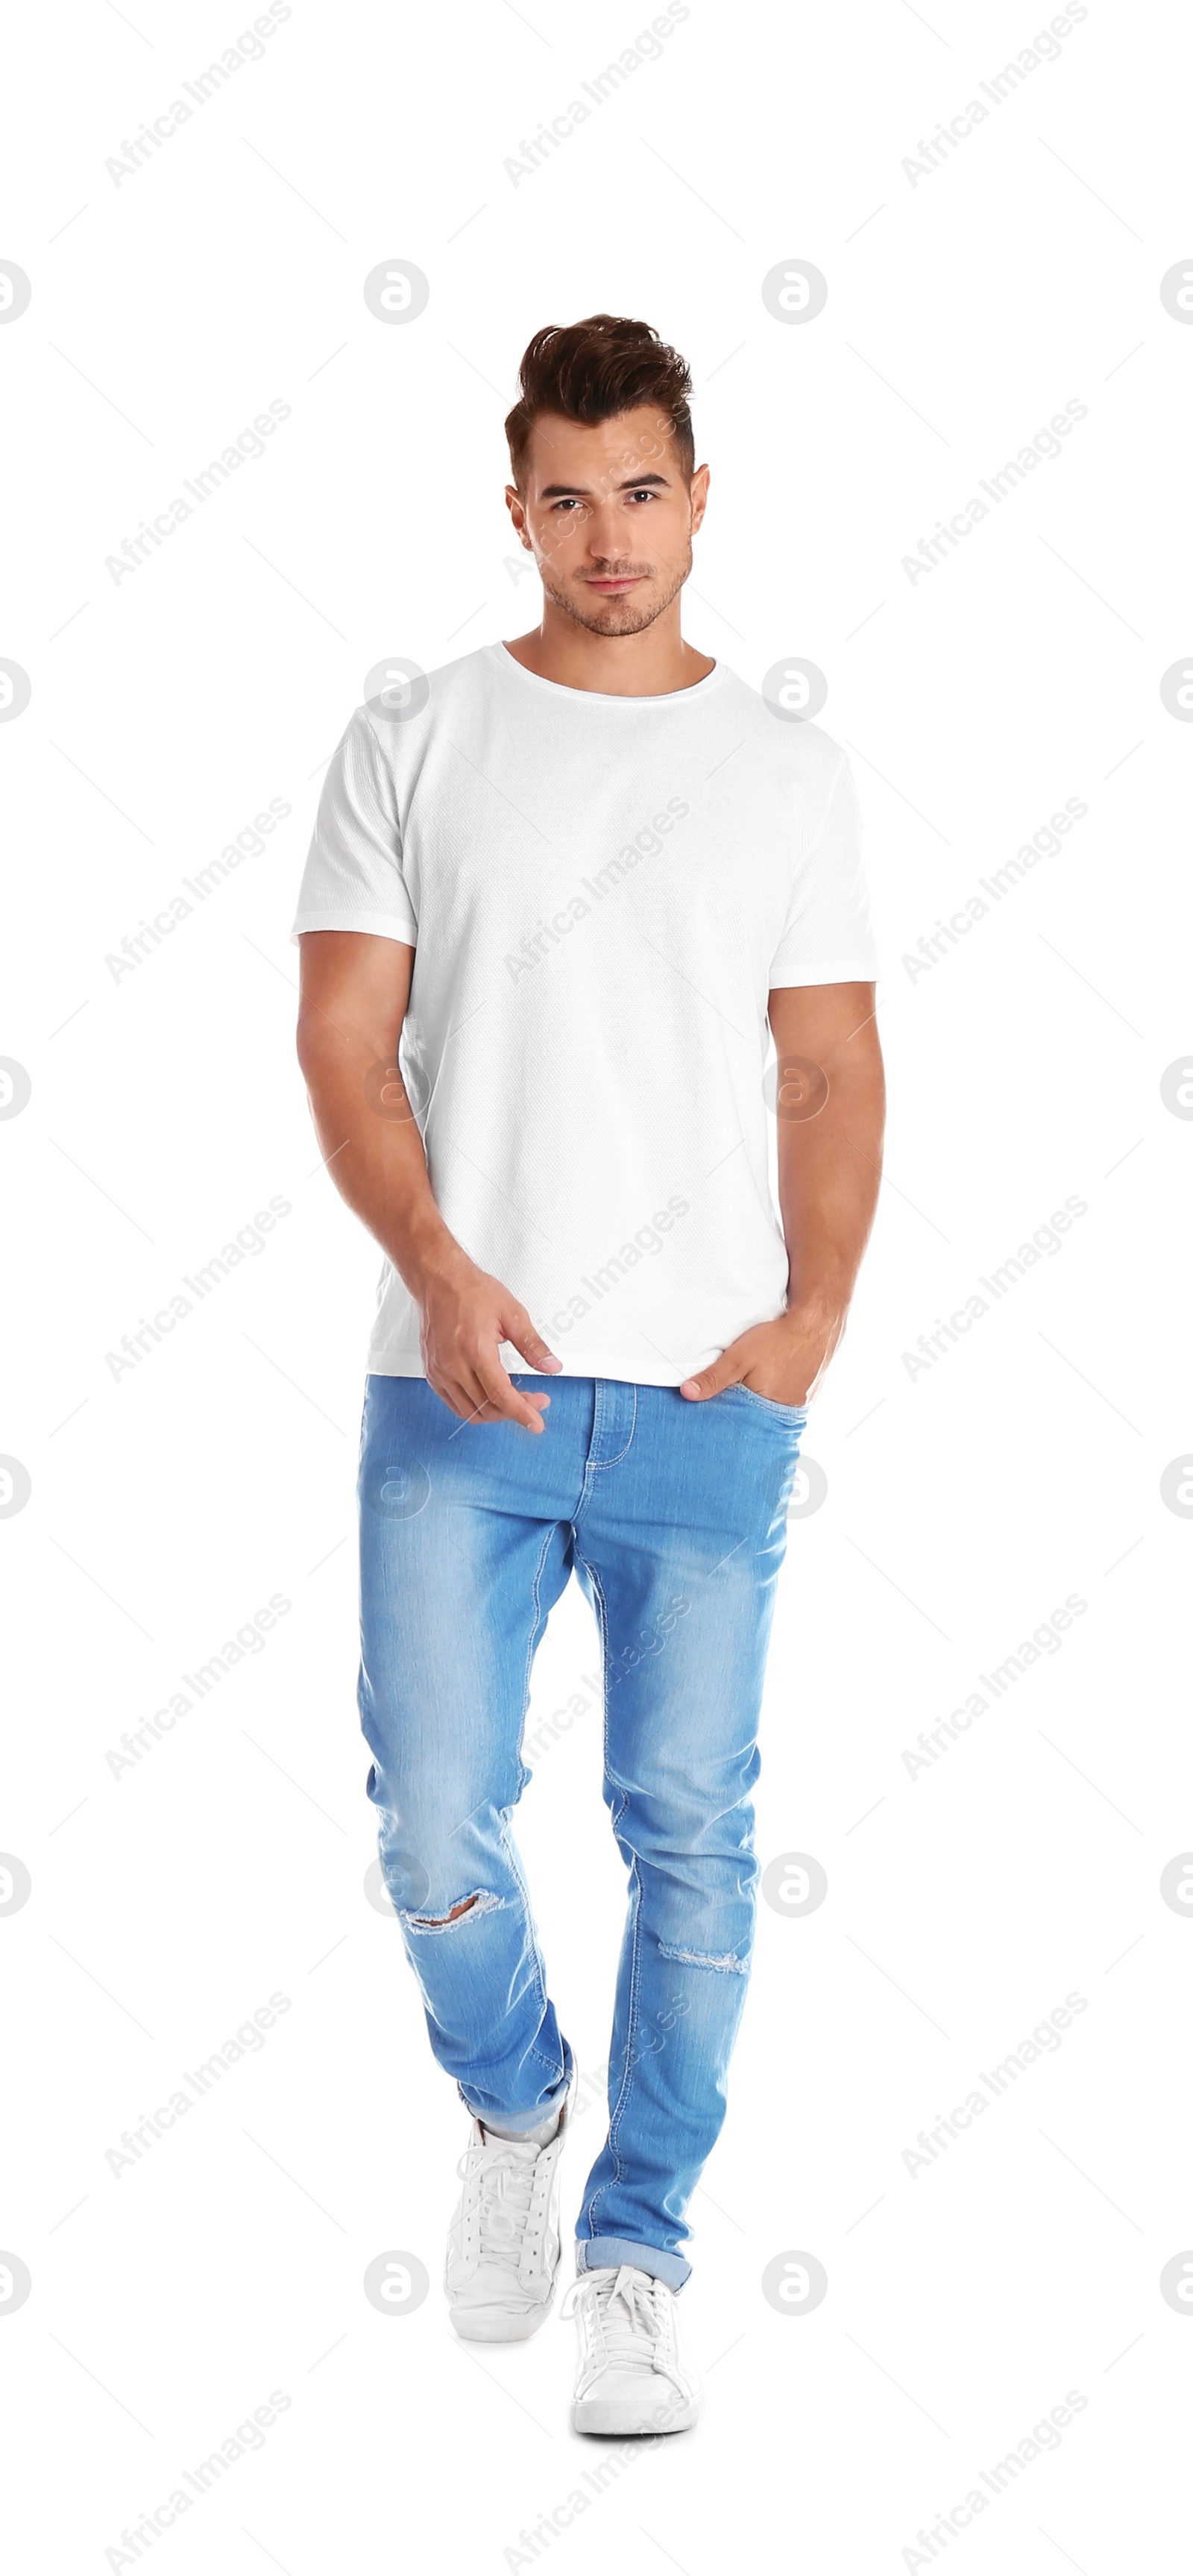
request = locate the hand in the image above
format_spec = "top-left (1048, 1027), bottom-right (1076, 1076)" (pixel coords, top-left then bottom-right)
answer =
top-left (679, 1307), bottom-right (843, 1410)
top-left (417, 1251), bottom-right (561, 1430)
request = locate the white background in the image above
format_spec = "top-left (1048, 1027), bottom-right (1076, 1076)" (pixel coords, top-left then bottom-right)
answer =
top-left (2, 1), bottom-right (1192, 2569)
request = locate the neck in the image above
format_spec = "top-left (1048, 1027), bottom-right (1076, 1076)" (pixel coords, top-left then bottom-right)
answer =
top-left (503, 600), bottom-right (715, 697)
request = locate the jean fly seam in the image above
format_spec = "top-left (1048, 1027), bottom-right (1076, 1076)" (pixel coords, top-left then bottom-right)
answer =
top-left (572, 1386), bottom-right (638, 1524)
top-left (588, 1381), bottom-right (638, 1475)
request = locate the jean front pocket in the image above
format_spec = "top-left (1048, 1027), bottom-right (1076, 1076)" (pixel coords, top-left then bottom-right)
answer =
top-left (730, 1383), bottom-right (809, 1424)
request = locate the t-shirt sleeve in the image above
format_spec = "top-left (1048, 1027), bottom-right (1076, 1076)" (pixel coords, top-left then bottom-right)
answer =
top-left (767, 750), bottom-right (879, 987)
top-left (290, 706), bottom-right (418, 946)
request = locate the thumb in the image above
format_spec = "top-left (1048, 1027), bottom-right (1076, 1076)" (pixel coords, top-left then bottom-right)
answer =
top-left (679, 1358), bottom-right (739, 1402)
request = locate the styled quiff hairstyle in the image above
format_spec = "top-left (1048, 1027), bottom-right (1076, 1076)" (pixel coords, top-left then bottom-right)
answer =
top-left (505, 314), bottom-right (695, 489)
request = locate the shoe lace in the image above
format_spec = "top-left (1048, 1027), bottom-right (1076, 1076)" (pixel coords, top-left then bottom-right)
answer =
top-left (457, 2143), bottom-right (538, 2266)
top-left (562, 2265), bottom-right (673, 2371)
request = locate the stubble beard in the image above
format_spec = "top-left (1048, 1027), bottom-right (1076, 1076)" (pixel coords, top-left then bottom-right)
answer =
top-left (538, 540), bottom-right (693, 638)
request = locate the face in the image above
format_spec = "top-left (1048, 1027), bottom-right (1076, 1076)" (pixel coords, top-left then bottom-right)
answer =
top-left (506, 405), bottom-right (709, 637)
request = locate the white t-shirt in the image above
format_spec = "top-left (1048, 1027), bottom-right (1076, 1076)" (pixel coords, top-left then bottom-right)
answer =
top-left (292, 641), bottom-right (878, 1385)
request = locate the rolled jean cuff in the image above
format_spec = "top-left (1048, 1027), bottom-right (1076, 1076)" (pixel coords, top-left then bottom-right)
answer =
top-left (576, 2234), bottom-right (691, 2293)
top-left (458, 2038), bottom-right (574, 2133)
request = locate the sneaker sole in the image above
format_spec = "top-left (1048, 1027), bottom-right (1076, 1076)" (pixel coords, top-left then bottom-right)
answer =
top-left (450, 2296), bottom-right (556, 2344)
top-left (569, 2393), bottom-right (699, 2436)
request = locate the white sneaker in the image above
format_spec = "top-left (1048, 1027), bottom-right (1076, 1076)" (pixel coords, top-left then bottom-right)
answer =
top-left (562, 2264), bottom-right (702, 2434)
top-left (444, 2095), bottom-right (570, 2343)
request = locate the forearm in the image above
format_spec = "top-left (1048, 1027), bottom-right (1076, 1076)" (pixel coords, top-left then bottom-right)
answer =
top-left (764, 981), bottom-right (885, 1404)
top-left (775, 1069), bottom-right (885, 1328)
top-left (296, 994), bottom-right (464, 1304)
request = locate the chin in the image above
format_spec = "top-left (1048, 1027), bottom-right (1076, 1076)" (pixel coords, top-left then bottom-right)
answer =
top-left (569, 594), bottom-right (661, 638)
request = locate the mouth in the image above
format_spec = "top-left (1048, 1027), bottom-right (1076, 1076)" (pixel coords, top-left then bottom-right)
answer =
top-left (585, 576), bottom-right (645, 593)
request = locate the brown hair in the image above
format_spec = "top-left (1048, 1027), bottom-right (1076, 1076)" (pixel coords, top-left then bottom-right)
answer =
top-left (505, 314), bottom-right (694, 489)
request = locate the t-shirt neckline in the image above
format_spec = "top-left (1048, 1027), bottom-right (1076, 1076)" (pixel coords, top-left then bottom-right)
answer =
top-left (493, 640), bottom-right (725, 709)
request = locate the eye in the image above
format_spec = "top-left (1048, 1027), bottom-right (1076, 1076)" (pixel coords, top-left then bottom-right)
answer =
top-left (628, 488), bottom-right (658, 503)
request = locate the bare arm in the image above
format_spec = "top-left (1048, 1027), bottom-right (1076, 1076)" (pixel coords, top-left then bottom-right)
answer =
top-left (295, 931), bottom-right (559, 1429)
top-left (680, 980), bottom-right (884, 1407)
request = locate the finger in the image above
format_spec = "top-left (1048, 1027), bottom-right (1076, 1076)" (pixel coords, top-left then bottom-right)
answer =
top-left (431, 1361), bottom-right (539, 1433)
top-left (464, 1380), bottom-right (550, 1424)
top-left (501, 1308), bottom-right (562, 1375)
top-left (440, 1361), bottom-right (498, 1427)
top-left (426, 1369), bottom-right (478, 1423)
top-left (470, 1350), bottom-right (547, 1432)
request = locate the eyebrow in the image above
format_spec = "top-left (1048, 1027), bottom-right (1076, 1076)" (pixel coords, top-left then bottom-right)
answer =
top-left (537, 472), bottom-right (671, 498)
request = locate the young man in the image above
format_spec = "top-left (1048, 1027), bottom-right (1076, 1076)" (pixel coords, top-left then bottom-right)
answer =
top-left (294, 314), bottom-right (883, 2434)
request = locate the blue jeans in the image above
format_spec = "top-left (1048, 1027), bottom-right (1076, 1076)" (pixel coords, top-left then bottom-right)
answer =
top-left (357, 1372), bottom-right (808, 2292)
